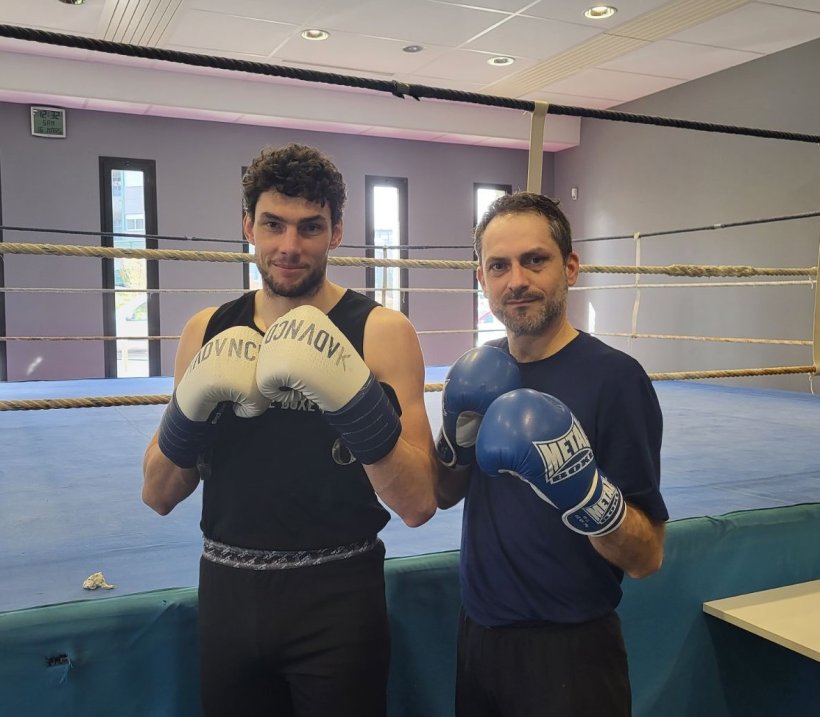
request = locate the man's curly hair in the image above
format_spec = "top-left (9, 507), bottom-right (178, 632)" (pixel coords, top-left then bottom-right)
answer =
top-left (242, 144), bottom-right (347, 226)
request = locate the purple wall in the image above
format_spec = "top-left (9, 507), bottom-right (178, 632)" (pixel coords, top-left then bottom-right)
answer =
top-left (0, 103), bottom-right (553, 380)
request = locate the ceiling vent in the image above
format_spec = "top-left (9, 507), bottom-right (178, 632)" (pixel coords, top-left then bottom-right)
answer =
top-left (100, 0), bottom-right (183, 46)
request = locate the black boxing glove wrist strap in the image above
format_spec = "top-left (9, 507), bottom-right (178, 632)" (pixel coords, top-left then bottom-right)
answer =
top-left (157, 392), bottom-right (217, 469)
top-left (325, 373), bottom-right (402, 465)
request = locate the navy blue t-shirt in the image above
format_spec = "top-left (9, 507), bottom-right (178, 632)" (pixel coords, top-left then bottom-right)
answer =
top-left (460, 331), bottom-right (667, 627)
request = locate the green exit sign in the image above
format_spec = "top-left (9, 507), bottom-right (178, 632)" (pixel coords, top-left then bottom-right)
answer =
top-left (31, 106), bottom-right (66, 138)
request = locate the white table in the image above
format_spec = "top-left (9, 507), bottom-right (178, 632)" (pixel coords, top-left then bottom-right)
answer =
top-left (703, 579), bottom-right (820, 662)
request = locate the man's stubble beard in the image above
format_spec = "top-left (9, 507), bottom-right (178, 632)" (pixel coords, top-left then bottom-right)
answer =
top-left (257, 256), bottom-right (327, 299)
top-left (491, 280), bottom-right (568, 338)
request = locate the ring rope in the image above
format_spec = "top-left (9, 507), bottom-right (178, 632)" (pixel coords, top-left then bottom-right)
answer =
top-left (594, 332), bottom-right (812, 346)
top-left (0, 286), bottom-right (480, 295)
top-left (1, 331), bottom-right (811, 346)
top-left (1, 24), bottom-right (819, 145)
top-left (0, 282), bottom-right (811, 295)
top-left (575, 209), bottom-right (820, 244)
top-left (4, 208), bottom-right (818, 249)
top-left (573, 280), bottom-right (815, 290)
top-left (1, 364), bottom-right (817, 412)
top-left (0, 336), bottom-right (179, 341)
top-left (0, 243), bottom-right (815, 278)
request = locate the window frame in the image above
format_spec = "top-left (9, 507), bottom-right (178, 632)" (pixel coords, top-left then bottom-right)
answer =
top-left (364, 175), bottom-right (409, 316)
top-left (99, 157), bottom-right (159, 377)
top-left (473, 182), bottom-right (511, 344)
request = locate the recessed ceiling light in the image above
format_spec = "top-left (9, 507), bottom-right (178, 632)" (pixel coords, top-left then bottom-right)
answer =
top-left (487, 56), bottom-right (515, 67)
top-left (584, 5), bottom-right (617, 19)
top-left (301, 29), bottom-right (330, 41)
top-left (402, 45), bottom-right (424, 53)
top-left (58, 0), bottom-right (85, 4)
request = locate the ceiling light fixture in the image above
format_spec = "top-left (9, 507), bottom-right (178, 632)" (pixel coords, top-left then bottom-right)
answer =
top-left (402, 45), bottom-right (424, 53)
top-left (584, 5), bottom-right (617, 20)
top-left (487, 56), bottom-right (515, 67)
top-left (301, 29), bottom-right (329, 41)
top-left (58, 0), bottom-right (85, 4)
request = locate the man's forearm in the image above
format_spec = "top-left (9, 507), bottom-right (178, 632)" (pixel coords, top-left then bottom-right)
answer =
top-left (142, 436), bottom-right (200, 516)
top-left (589, 503), bottom-right (665, 579)
top-left (365, 437), bottom-right (438, 528)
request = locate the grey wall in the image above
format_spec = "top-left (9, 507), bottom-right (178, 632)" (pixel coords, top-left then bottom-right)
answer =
top-left (0, 106), bottom-right (548, 380)
top-left (555, 38), bottom-right (820, 392)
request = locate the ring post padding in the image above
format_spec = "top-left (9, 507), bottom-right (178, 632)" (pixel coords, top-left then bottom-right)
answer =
top-left (630, 232), bottom-right (642, 350)
top-left (527, 102), bottom-right (549, 192)
top-left (813, 241), bottom-right (820, 375)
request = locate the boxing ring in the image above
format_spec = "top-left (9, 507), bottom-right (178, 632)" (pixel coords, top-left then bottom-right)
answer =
top-left (1, 374), bottom-right (819, 615)
top-left (2, 221), bottom-right (819, 717)
top-left (1, 22), bottom-right (820, 717)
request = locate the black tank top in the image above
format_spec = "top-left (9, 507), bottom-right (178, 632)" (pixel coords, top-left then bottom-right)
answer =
top-left (199, 290), bottom-right (390, 550)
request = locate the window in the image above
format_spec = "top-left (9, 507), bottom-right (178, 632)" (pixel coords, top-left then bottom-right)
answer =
top-left (99, 157), bottom-right (159, 377)
top-left (365, 176), bottom-right (408, 315)
top-left (474, 183), bottom-right (510, 345)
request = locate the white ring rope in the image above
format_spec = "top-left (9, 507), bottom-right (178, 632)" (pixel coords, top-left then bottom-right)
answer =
top-left (0, 243), bottom-right (816, 278)
top-left (593, 332), bottom-right (811, 346)
top-left (0, 286), bottom-right (480, 295)
top-left (573, 280), bottom-right (815, 290)
top-left (1, 233), bottom-right (818, 409)
top-left (2, 364), bottom-right (818, 412)
top-left (2, 331), bottom-right (809, 346)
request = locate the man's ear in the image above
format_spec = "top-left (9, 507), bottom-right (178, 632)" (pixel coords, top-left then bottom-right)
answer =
top-left (243, 212), bottom-right (255, 246)
top-left (565, 252), bottom-right (580, 287)
top-left (330, 221), bottom-right (343, 249)
top-left (476, 266), bottom-right (486, 293)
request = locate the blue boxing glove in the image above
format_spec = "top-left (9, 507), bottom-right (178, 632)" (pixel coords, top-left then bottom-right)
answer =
top-left (436, 346), bottom-right (521, 470)
top-left (476, 388), bottom-right (626, 536)
top-left (256, 305), bottom-right (401, 465)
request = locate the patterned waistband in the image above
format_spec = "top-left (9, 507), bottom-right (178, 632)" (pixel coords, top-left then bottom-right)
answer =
top-left (202, 536), bottom-right (379, 571)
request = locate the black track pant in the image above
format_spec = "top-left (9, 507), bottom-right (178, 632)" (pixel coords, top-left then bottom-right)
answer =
top-left (198, 542), bottom-right (389, 717)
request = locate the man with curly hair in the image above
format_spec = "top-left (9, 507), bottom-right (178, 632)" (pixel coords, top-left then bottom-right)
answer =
top-left (143, 143), bottom-right (438, 717)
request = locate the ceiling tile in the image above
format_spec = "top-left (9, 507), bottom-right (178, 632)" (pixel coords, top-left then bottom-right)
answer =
top-left (522, 0), bottom-right (675, 26)
top-left (165, 9), bottom-right (295, 56)
top-left (465, 15), bottom-right (601, 58)
top-left (188, 0), bottom-right (335, 26)
top-left (540, 67), bottom-right (685, 102)
top-left (317, 0), bottom-right (507, 45)
top-left (758, 0), bottom-right (820, 10)
top-left (275, 32), bottom-right (451, 75)
top-left (0, 0), bottom-right (105, 35)
top-left (597, 38), bottom-right (762, 79)
top-left (431, 0), bottom-right (534, 11)
top-left (412, 48), bottom-right (538, 84)
top-left (668, 2), bottom-right (820, 54)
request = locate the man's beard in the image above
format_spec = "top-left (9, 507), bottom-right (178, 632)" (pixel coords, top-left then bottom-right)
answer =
top-left (257, 256), bottom-right (326, 299)
top-left (491, 283), bottom-right (567, 337)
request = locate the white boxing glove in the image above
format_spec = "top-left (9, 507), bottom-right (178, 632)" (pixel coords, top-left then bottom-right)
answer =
top-left (256, 305), bottom-right (401, 464)
top-left (158, 325), bottom-right (269, 468)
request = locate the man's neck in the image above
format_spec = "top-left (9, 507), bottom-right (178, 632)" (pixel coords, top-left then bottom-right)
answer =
top-left (507, 318), bottom-right (579, 363)
top-left (253, 281), bottom-right (345, 331)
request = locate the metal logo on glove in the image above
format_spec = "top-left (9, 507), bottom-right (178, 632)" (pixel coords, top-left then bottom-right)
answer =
top-left (533, 417), bottom-right (594, 484)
